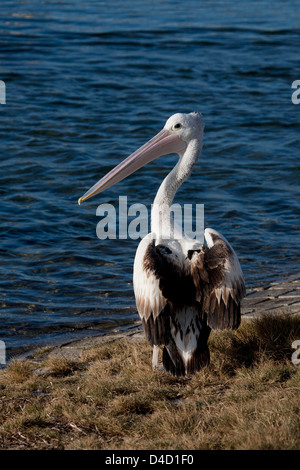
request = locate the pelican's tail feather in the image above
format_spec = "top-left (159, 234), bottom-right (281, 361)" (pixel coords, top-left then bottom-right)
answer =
top-left (162, 340), bottom-right (210, 376)
top-left (162, 342), bottom-right (185, 376)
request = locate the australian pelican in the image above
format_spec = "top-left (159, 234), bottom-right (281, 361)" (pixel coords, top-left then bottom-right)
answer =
top-left (78, 112), bottom-right (245, 376)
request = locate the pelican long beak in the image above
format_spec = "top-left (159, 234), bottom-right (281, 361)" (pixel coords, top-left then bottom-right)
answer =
top-left (78, 128), bottom-right (187, 204)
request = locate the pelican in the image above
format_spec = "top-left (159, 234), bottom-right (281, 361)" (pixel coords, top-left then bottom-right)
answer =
top-left (78, 112), bottom-right (245, 376)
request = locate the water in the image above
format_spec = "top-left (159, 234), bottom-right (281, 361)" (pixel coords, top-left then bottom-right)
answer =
top-left (1, 0), bottom-right (299, 356)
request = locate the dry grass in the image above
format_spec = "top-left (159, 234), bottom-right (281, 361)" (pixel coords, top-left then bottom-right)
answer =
top-left (0, 313), bottom-right (299, 450)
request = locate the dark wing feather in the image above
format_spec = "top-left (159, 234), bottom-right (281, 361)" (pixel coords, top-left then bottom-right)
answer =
top-left (144, 241), bottom-right (196, 308)
top-left (133, 235), bottom-right (197, 348)
top-left (189, 228), bottom-right (246, 330)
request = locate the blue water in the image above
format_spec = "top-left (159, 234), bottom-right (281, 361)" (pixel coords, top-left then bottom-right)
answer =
top-left (1, 0), bottom-right (299, 355)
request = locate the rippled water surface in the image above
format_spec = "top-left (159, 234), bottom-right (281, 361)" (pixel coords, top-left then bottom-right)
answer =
top-left (1, 0), bottom-right (299, 355)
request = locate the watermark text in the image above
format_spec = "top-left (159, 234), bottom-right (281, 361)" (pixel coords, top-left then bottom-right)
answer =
top-left (0, 340), bottom-right (6, 365)
top-left (291, 340), bottom-right (300, 365)
top-left (0, 81), bottom-right (5, 104)
top-left (291, 80), bottom-right (300, 104)
top-left (96, 196), bottom-right (204, 241)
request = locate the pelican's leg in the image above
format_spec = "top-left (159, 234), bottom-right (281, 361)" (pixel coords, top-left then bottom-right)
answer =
top-left (152, 345), bottom-right (160, 369)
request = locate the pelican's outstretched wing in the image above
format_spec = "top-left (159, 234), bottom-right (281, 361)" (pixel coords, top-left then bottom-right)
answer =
top-left (189, 228), bottom-right (246, 330)
top-left (134, 235), bottom-right (166, 322)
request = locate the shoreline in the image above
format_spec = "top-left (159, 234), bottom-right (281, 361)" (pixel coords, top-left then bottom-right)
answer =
top-left (15, 274), bottom-right (300, 364)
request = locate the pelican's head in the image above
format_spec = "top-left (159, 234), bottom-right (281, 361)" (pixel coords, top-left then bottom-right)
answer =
top-left (164, 112), bottom-right (204, 143)
top-left (78, 112), bottom-right (204, 205)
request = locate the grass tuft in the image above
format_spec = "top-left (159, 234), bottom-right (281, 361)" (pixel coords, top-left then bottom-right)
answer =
top-left (44, 356), bottom-right (81, 377)
top-left (5, 359), bottom-right (33, 384)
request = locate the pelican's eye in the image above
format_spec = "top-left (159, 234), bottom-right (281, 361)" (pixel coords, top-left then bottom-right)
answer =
top-left (173, 123), bottom-right (182, 130)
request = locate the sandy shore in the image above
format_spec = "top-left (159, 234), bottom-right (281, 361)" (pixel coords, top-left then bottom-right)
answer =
top-left (17, 274), bottom-right (299, 364)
